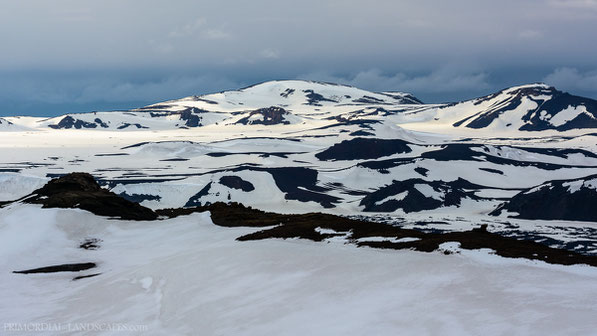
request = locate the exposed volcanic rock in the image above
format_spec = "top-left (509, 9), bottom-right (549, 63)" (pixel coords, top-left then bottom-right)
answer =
top-left (414, 167), bottom-right (429, 176)
top-left (280, 88), bottom-right (295, 98)
top-left (117, 123), bottom-right (148, 129)
top-left (117, 192), bottom-right (162, 204)
top-left (179, 107), bottom-right (203, 127)
top-left (6, 174), bottom-right (597, 266)
top-left (94, 118), bottom-right (109, 128)
top-left (184, 183), bottom-right (213, 207)
top-left (479, 168), bottom-right (504, 175)
top-left (157, 202), bottom-right (597, 267)
top-left (358, 143), bottom-right (597, 173)
top-left (450, 84), bottom-right (597, 131)
top-left (360, 178), bottom-right (482, 213)
top-left (352, 95), bottom-right (388, 104)
top-left (258, 167), bottom-right (340, 208)
top-left (349, 130), bottom-right (375, 136)
top-left (21, 173), bottom-right (158, 220)
top-left (519, 89), bottom-right (597, 131)
top-left (184, 167), bottom-right (340, 208)
top-left (13, 262), bottom-right (97, 274)
top-left (49, 116), bottom-right (99, 129)
top-left (316, 138), bottom-right (412, 161)
top-left (219, 176), bottom-right (255, 192)
top-left (490, 175), bottom-right (597, 222)
top-left (303, 89), bottom-right (337, 105)
top-left (380, 92), bottom-right (423, 104)
top-left (236, 106), bottom-right (293, 125)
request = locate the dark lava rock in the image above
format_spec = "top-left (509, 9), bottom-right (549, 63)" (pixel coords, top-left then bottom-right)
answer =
top-left (179, 107), bottom-right (203, 127)
top-left (490, 175), bottom-right (597, 222)
top-left (49, 116), bottom-right (98, 129)
top-left (360, 178), bottom-right (482, 213)
top-left (21, 173), bottom-right (158, 220)
top-left (380, 92), bottom-right (423, 104)
top-left (73, 273), bottom-right (101, 281)
top-left (352, 95), bottom-right (388, 104)
top-left (184, 182), bottom-right (213, 207)
top-left (156, 202), bottom-right (597, 267)
top-left (316, 138), bottom-right (412, 161)
top-left (236, 106), bottom-right (292, 125)
top-left (280, 88), bottom-right (295, 98)
top-left (451, 85), bottom-right (597, 131)
top-left (303, 89), bottom-right (337, 105)
top-left (184, 166), bottom-right (340, 208)
top-left (219, 176), bottom-right (255, 192)
top-left (357, 143), bottom-right (597, 173)
top-left (414, 167), bottom-right (429, 177)
top-left (479, 168), bottom-right (504, 175)
top-left (80, 238), bottom-right (102, 250)
top-left (94, 118), bottom-right (109, 128)
top-left (258, 167), bottom-right (340, 208)
top-left (13, 262), bottom-right (97, 274)
top-left (349, 130), bottom-right (375, 136)
top-left (117, 192), bottom-right (161, 204)
top-left (117, 123), bottom-right (148, 129)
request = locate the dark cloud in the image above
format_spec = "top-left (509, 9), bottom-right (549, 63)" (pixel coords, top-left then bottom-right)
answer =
top-left (0, 0), bottom-right (596, 115)
top-left (544, 68), bottom-right (597, 92)
top-left (298, 68), bottom-right (491, 102)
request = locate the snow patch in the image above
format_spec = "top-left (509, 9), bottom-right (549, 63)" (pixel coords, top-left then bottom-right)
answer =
top-left (414, 184), bottom-right (444, 200)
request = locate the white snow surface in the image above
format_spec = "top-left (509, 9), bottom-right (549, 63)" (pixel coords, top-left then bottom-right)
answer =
top-left (563, 177), bottom-right (597, 193)
top-left (1, 205), bottom-right (597, 336)
top-left (1, 80), bottom-right (597, 334)
top-left (0, 173), bottom-right (48, 201)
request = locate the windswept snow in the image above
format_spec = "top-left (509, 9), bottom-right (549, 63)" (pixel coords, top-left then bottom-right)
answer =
top-left (0, 173), bottom-right (48, 201)
top-left (1, 205), bottom-right (597, 336)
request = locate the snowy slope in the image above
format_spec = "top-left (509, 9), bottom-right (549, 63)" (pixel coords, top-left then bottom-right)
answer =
top-left (2, 80), bottom-right (597, 335)
top-left (1, 80), bottom-right (597, 221)
top-left (5, 80), bottom-right (423, 131)
top-left (2, 204), bottom-right (597, 335)
top-left (491, 174), bottom-right (597, 221)
top-left (402, 83), bottom-right (597, 132)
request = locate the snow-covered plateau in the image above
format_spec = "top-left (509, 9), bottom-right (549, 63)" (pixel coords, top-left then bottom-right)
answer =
top-left (1, 80), bottom-right (597, 335)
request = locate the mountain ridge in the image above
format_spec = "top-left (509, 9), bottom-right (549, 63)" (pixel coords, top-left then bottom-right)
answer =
top-left (2, 80), bottom-right (596, 134)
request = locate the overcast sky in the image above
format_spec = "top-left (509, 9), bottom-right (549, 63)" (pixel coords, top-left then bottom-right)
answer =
top-left (1, 0), bottom-right (597, 116)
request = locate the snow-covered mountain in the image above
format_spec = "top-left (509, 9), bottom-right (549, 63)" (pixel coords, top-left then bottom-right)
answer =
top-left (4, 80), bottom-right (597, 137)
top-left (405, 83), bottom-right (597, 132)
top-left (491, 174), bottom-right (597, 221)
top-left (5, 80), bottom-right (422, 131)
top-left (3, 79), bottom-right (597, 334)
top-left (2, 79), bottom-right (597, 223)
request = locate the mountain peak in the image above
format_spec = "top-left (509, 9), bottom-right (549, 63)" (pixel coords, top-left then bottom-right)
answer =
top-left (442, 82), bottom-right (597, 131)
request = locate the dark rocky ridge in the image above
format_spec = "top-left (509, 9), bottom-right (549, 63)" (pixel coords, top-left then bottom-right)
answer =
top-left (117, 123), bottom-right (148, 129)
top-left (358, 143), bottom-right (597, 172)
top-left (380, 92), bottom-right (423, 104)
top-left (49, 116), bottom-right (108, 129)
top-left (13, 263), bottom-right (97, 274)
top-left (490, 175), bottom-right (597, 221)
top-left (219, 176), bottom-right (255, 192)
top-left (182, 167), bottom-right (340, 208)
top-left (20, 173), bottom-right (158, 220)
top-left (236, 106), bottom-right (293, 125)
top-left (451, 85), bottom-right (597, 131)
top-left (157, 203), bottom-right (597, 267)
top-left (360, 178), bottom-right (483, 213)
top-left (5, 173), bottom-right (597, 267)
top-left (316, 138), bottom-right (412, 161)
top-left (303, 89), bottom-right (338, 106)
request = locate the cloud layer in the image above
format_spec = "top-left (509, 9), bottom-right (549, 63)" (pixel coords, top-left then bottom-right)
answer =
top-left (0, 0), bottom-right (596, 115)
